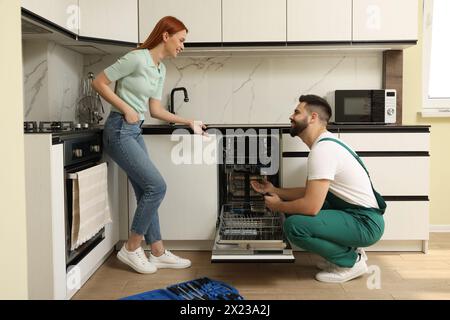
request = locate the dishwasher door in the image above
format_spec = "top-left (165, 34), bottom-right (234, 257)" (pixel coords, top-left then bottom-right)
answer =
top-left (211, 203), bottom-right (295, 262)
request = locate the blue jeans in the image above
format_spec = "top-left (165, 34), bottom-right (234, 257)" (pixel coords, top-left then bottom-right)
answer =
top-left (103, 111), bottom-right (166, 245)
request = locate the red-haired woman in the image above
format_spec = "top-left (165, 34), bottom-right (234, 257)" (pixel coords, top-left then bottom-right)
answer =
top-left (93, 16), bottom-right (205, 274)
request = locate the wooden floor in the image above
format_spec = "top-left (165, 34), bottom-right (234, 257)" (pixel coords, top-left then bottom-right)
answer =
top-left (73, 233), bottom-right (450, 300)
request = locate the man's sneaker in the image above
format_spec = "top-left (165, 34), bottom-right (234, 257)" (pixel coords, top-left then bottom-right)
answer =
top-left (357, 248), bottom-right (368, 261)
top-left (317, 248), bottom-right (368, 270)
top-left (117, 244), bottom-right (157, 274)
top-left (315, 254), bottom-right (368, 283)
top-left (149, 250), bottom-right (191, 269)
top-left (316, 259), bottom-right (338, 270)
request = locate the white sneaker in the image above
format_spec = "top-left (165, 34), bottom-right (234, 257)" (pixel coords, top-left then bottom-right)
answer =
top-left (117, 244), bottom-right (157, 274)
top-left (149, 250), bottom-right (191, 269)
top-left (316, 259), bottom-right (338, 271)
top-left (315, 255), bottom-right (368, 283)
top-left (316, 249), bottom-right (367, 270)
top-left (357, 248), bottom-right (368, 261)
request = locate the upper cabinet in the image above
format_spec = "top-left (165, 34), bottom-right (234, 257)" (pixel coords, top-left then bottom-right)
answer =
top-left (352, 0), bottom-right (418, 41)
top-left (22, 0), bottom-right (419, 49)
top-left (287, 0), bottom-right (352, 42)
top-left (22, 0), bottom-right (79, 34)
top-left (78, 0), bottom-right (138, 43)
top-left (222, 0), bottom-right (286, 42)
top-left (139, 0), bottom-right (221, 43)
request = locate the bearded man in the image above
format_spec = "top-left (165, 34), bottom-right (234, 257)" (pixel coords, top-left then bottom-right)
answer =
top-left (250, 95), bottom-right (386, 283)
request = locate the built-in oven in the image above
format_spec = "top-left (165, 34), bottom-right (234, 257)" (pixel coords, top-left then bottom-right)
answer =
top-left (62, 131), bottom-right (105, 269)
top-left (212, 130), bottom-right (295, 262)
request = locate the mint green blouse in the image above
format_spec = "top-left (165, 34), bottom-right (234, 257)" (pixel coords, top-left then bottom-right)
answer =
top-left (104, 49), bottom-right (166, 120)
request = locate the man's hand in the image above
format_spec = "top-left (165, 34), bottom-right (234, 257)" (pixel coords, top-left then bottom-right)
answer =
top-left (264, 193), bottom-right (282, 211)
top-left (250, 179), bottom-right (275, 195)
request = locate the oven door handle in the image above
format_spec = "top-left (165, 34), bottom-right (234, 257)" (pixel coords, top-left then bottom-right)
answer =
top-left (66, 162), bottom-right (108, 180)
top-left (66, 173), bottom-right (78, 180)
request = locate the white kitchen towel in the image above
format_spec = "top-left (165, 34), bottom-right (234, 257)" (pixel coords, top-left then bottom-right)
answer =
top-left (71, 162), bottom-right (111, 250)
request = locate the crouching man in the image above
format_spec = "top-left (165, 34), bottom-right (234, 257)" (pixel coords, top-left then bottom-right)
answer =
top-left (251, 94), bottom-right (385, 283)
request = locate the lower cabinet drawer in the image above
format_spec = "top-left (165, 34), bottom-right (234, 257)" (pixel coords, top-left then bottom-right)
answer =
top-left (339, 132), bottom-right (430, 152)
top-left (282, 156), bottom-right (429, 196)
top-left (381, 201), bottom-right (429, 240)
top-left (362, 157), bottom-right (429, 196)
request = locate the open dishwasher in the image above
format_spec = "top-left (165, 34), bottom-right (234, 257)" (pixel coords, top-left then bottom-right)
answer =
top-left (211, 131), bottom-right (295, 262)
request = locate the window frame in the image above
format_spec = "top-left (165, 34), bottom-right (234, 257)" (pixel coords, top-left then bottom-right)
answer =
top-left (422, 0), bottom-right (450, 116)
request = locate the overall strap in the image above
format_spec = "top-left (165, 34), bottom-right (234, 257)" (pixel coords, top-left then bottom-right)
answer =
top-left (318, 137), bottom-right (387, 213)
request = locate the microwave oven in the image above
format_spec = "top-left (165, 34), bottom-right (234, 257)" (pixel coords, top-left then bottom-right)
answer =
top-left (332, 89), bottom-right (396, 124)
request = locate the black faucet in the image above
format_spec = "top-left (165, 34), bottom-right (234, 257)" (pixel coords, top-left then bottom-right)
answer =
top-left (169, 87), bottom-right (189, 115)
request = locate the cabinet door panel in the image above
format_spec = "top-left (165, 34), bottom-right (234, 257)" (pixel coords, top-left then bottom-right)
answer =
top-left (282, 156), bottom-right (429, 196)
top-left (22, 0), bottom-right (79, 34)
top-left (282, 134), bottom-right (310, 152)
top-left (282, 157), bottom-right (308, 188)
top-left (353, 0), bottom-right (418, 41)
top-left (382, 201), bottom-right (429, 240)
top-left (128, 134), bottom-right (218, 240)
top-left (223, 0), bottom-right (286, 42)
top-left (139, 0), bottom-right (221, 43)
top-left (339, 132), bottom-right (429, 152)
top-left (79, 0), bottom-right (138, 42)
top-left (287, 0), bottom-right (351, 41)
top-left (362, 157), bottom-right (429, 196)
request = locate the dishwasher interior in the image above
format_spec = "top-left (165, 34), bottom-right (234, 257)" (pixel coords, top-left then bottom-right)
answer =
top-left (211, 132), bottom-right (295, 262)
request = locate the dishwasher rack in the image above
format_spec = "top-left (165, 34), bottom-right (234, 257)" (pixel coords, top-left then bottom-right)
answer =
top-left (218, 204), bottom-right (285, 243)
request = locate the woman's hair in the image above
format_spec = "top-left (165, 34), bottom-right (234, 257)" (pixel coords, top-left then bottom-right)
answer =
top-left (137, 16), bottom-right (188, 50)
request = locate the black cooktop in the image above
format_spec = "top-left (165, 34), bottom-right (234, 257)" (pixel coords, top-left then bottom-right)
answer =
top-left (23, 121), bottom-right (102, 134)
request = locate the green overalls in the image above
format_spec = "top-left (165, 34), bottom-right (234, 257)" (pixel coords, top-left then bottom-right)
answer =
top-left (283, 138), bottom-right (386, 268)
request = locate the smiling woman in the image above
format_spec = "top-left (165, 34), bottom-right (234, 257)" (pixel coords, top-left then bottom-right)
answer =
top-left (91, 15), bottom-right (207, 275)
top-left (138, 16), bottom-right (188, 55)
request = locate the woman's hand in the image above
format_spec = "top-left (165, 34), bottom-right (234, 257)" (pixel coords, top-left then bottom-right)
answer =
top-left (124, 109), bottom-right (139, 124)
top-left (250, 179), bottom-right (275, 195)
top-left (189, 120), bottom-right (207, 135)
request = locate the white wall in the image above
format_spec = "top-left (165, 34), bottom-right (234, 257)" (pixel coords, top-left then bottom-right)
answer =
top-left (0, 0), bottom-right (28, 299)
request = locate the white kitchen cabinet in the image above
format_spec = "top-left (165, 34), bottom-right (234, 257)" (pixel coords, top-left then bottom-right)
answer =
top-left (282, 133), bottom-right (312, 152)
top-left (281, 128), bottom-right (430, 252)
top-left (339, 132), bottom-right (429, 152)
top-left (24, 135), bottom-right (120, 299)
top-left (362, 157), bottom-right (429, 196)
top-left (222, 0), bottom-right (286, 42)
top-left (382, 201), bottom-right (429, 240)
top-left (352, 0), bottom-right (418, 41)
top-left (128, 134), bottom-right (218, 240)
top-left (22, 0), bottom-right (79, 34)
top-left (282, 157), bottom-right (308, 188)
top-left (282, 156), bottom-right (429, 196)
top-left (287, 0), bottom-right (352, 42)
top-left (138, 0), bottom-right (221, 43)
top-left (78, 0), bottom-right (138, 43)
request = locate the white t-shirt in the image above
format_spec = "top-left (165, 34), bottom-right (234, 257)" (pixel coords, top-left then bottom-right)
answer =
top-left (307, 131), bottom-right (379, 209)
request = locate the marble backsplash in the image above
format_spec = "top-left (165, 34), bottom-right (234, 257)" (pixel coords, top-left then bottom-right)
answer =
top-left (85, 51), bottom-right (382, 125)
top-left (23, 42), bottom-right (383, 125)
top-left (23, 40), bottom-right (83, 122)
